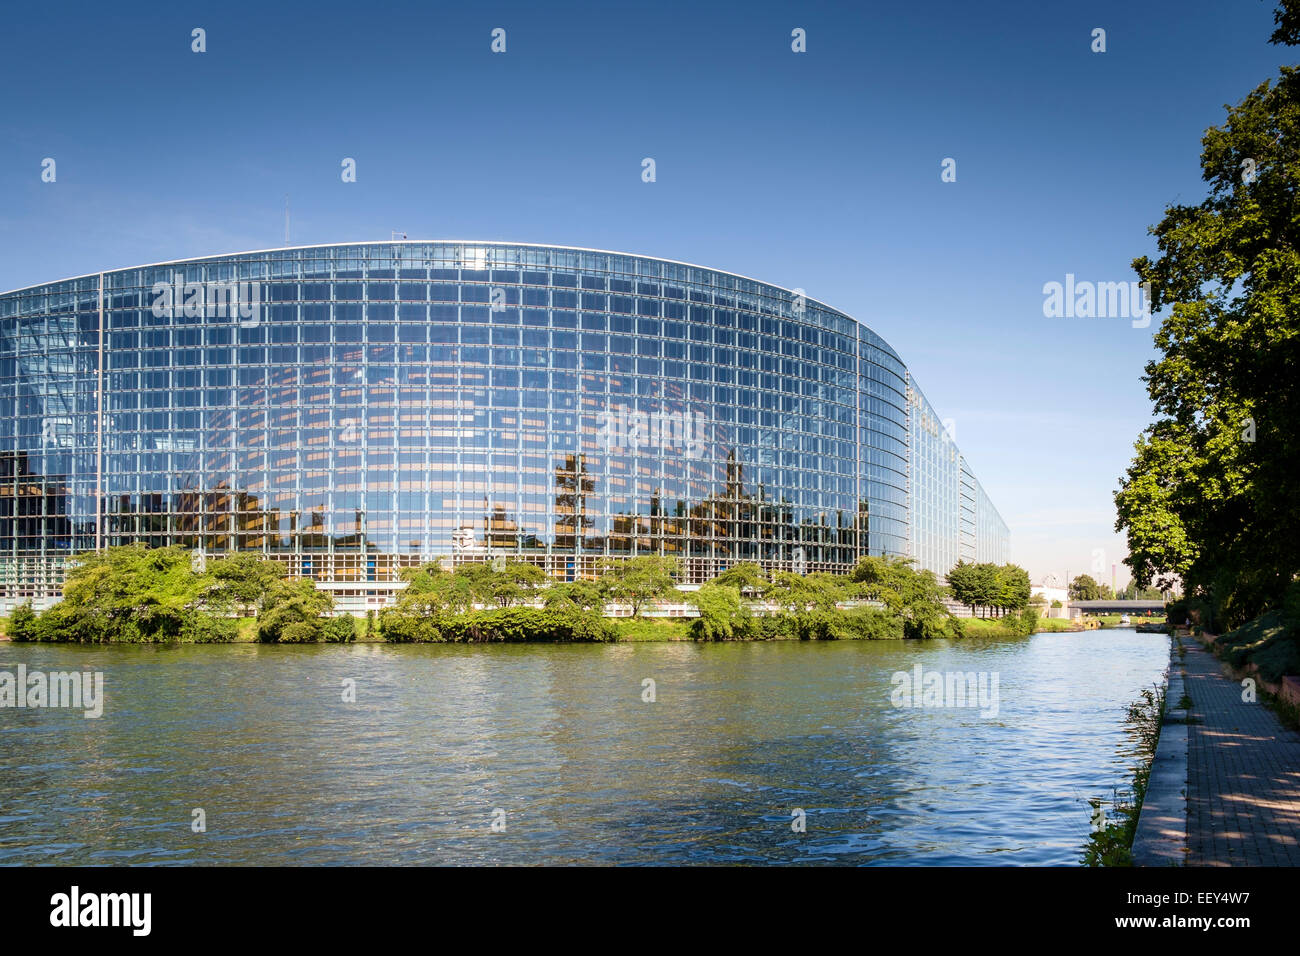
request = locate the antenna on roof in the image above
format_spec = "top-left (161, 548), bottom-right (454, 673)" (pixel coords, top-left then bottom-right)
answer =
top-left (284, 195), bottom-right (290, 246)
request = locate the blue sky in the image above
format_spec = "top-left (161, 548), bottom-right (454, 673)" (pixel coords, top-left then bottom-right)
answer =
top-left (0, 0), bottom-right (1288, 586)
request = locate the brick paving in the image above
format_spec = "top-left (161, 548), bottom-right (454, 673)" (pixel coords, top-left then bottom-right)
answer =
top-left (1182, 636), bottom-right (1300, 865)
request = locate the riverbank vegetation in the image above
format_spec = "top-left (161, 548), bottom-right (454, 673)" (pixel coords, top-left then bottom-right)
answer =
top-left (957, 615), bottom-right (1076, 638)
top-left (1203, 589), bottom-right (1300, 685)
top-left (1082, 684), bottom-right (1165, 866)
top-left (374, 554), bottom-right (959, 643)
top-left (1, 544), bottom-right (1062, 646)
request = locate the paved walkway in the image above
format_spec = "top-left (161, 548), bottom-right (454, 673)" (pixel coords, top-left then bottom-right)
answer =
top-left (1183, 636), bottom-right (1300, 865)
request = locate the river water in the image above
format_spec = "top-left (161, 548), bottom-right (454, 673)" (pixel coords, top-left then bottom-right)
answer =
top-left (0, 629), bottom-right (1168, 865)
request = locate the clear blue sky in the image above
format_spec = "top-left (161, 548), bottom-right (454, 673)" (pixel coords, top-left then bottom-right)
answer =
top-left (1, 0), bottom-right (1288, 587)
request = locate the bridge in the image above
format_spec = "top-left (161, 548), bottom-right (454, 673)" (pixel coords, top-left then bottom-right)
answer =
top-left (1069, 599), bottom-right (1166, 615)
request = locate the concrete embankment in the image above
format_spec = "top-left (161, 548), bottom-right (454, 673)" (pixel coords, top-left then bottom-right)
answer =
top-left (1132, 633), bottom-right (1188, 865)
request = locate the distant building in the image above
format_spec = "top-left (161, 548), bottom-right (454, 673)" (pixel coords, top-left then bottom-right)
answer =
top-left (1031, 583), bottom-right (1069, 606)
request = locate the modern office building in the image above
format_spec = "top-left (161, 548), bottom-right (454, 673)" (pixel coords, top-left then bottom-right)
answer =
top-left (0, 241), bottom-right (1008, 611)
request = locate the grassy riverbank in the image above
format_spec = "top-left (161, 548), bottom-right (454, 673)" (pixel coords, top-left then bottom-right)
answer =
top-left (1211, 610), bottom-right (1300, 684)
top-left (957, 616), bottom-right (1080, 638)
top-left (1198, 607), bottom-right (1300, 730)
top-left (1082, 681), bottom-right (1166, 866)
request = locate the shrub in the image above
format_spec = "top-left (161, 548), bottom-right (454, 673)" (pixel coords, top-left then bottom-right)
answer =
top-left (277, 621), bottom-right (320, 644)
top-left (377, 608), bottom-right (424, 643)
top-left (1185, 595), bottom-right (1218, 633)
top-left (751, 614), bottom-right (801, 641)
top-left (1165, 598), bottom-right (1187, 627)
top-left (829, 606), bottom-right (905, 640)
top-left (381, 606), bottom-right (615, 643)
top-left (33, 603), bottom-right (86, 643)
top-left (688, 583), bottom-right (752, 641)
top-left (323, 615), bottom-right (357, 643)
top-left (179, 612), bottom-right (237, 643)
top-left (739, 607), bottom-right (905, 642)
top-left (257, 579), bottom-right (332, 643)
top-left (6, 602), bottom-right (38, 642)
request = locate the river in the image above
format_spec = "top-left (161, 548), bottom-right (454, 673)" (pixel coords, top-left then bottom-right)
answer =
top-left (0, 629), bottom-right (1168, 865)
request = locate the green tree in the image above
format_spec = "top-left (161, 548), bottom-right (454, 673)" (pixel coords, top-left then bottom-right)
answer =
top-left (971, 563), bottom-right (1001, 617)
top-left (713, 562), bottom-right (768, 596)
top-left (852, 555), bottom-right (953, 638)
top-left (1069, 574), bottom-right (1102, 602)
top-left (257, 578), bottom-right (333, 643)
top-left (60, 545), bottom-right (209, 642)
top-left (1117, 5), bottom-right (1300, 626)
top-left (1119, 581), bottom-right (1167, 600)
top-left (598, 555), bottom-right (680, 617)
top-left (542, 580), bottom-right (606, 613)
top-left (6, 602), bottom-right (37, 642)
top-left (768, 570), bottom-right (844, 612)
top-left (450, 560), bottom-right (548, 609)
top-left (205, 553), bottom-right (287, 616)
top-left (688, 582), bottom-right (751, 641)
top-left (494, 561), bottom-right (548, 607)
top-left (995, 564), bottom-right (1032, 614)
top-left (945, 561), bottom-right (1000, 617)
top-left (390, 563), bottom-right (473, 615)
top-left (946, 560), bottom-right (980, 615)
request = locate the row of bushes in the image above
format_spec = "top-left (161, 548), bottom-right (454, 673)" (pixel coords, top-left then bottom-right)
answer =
top-left (6, 602), bottom-right (243, 644)
top-left (5, 546), bottom-right (1050, 646)
top-left (373, 606), bottom-right (933, 644)
top-left (683, 606), bottom-right (1046, 643)
top-left (683, 606), bottom-right (910, 642)
top-left (7, 601), bottom-right (363, 645)
top-left (11, 600), bottom-right (1047, 647)
top-left (379, 606), bottom-right (618, 643)
top-left (2, 547), bottom-right (370, 645)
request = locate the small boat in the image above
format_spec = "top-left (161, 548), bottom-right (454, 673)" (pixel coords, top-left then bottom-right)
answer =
top-left (1119, 614), bottom-right (1131, 626)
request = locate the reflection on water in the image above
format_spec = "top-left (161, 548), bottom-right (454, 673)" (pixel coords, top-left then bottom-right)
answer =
top-left (0, 630), bottom-right (1167, 865)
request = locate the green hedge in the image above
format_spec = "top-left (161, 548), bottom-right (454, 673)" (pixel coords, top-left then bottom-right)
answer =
top-left (7, 602), bottom-right (238, 644)
top-left (380, 606), bottom-right (617, 643)
top-left (689, 607), bottom-right (906, 642)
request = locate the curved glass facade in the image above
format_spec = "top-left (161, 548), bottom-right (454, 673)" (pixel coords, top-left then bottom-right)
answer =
top-left (0, 242), bottom-right (1008, 610)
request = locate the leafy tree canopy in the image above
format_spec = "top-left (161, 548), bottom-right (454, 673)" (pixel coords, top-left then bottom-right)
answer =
top-left (597, 556), bottom-right (680, 617)
top-left (1117, 3), bottom-right (1300, 625)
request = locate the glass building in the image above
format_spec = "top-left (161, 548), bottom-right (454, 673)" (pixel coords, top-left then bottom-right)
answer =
top-left (0, 241), bottom-right (1008, 611)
